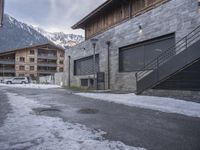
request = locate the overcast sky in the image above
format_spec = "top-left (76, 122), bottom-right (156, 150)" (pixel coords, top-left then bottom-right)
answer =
top-left (5, 0), bottom-right (106, 35)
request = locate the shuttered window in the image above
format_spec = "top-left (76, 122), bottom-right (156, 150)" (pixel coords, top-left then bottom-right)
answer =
top-left (119, 33), bottom-right (175, 72)
top-left (74, 55), bottom-right (99, 76)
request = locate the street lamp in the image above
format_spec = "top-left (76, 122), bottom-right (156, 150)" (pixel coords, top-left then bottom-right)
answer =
top-left (90, 38), bottom-right (98, 89)
top-left (106, 41), bottom-right (111, 89)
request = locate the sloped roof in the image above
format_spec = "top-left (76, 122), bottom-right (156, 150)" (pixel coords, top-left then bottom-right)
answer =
top-left (0, 42), bottom-right (65, 55)
top-left (72, 0), bottom-right (113, 29)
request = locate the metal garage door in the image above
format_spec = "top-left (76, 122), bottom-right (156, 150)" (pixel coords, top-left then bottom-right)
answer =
top-left (119, 33), bottom-right (175, 72)
top-left (74, 54), bottom-right (99, 76)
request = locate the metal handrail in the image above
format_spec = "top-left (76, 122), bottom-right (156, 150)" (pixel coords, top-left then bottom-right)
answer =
top-left (136, 25), bottom-right (200, 81)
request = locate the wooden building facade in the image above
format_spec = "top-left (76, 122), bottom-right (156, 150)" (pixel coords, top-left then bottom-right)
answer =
top-left (0, 43), bottom-right (65, 79)
top-left (72, 0), bottom-right (169, 39)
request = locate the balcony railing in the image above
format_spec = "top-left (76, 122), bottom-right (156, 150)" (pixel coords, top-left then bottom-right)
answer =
top-left (37, 70), bottom-right (57, 74)
top-left (37, 55), bottom-right (57, 60)
top-left (0, 59), bottom-right (15, 64)
top-left (37, 63), bottom-right (57, 67)
top-left (0, 68), bottom-right (15, 73)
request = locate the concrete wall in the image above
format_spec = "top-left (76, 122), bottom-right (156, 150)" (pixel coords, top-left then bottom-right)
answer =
top-left (65, 0), bottom-right (200, 92)
top-left (39, 75), bottom-right (54, 84)
top-left (54, 72), bottom-right (65, 86)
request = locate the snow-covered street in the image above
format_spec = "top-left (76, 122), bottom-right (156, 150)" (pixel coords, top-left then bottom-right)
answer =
top-left (0, 83), bottom-right (61, 89)
top-left (0, 92), bottom-right (145, 150)
top-left (0, 85), bottom-right (200, 150)
top-left (76, 93), bottom-right (200, 118)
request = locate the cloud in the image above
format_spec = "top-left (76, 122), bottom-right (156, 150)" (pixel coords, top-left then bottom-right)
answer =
top-left (4, 0), bottom-right (106, 35)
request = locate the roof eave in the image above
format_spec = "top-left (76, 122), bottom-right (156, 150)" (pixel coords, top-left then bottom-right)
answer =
top-left (71, 0), bottom-right (113, 29)
top-left (0, 42), bottom-right (65, 54)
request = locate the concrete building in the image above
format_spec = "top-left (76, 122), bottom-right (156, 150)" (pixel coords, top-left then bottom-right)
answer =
top-left (64, 0), bottom-right (200, 93)
top-left (0, 43), bottom-right (65, 80)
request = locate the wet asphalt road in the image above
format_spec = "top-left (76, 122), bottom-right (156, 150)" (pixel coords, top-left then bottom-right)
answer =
top-left (0, 87), bottom-right (200, 150)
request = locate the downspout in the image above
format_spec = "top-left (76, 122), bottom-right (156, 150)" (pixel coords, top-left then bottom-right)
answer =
top-left (68, 56), bottom-right (71, 87)
top-left (106, 41), bottom-right (111, 89)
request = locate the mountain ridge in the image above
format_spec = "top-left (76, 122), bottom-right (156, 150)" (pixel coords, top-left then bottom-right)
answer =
top-left (0, 14), bottom-right (84, 53)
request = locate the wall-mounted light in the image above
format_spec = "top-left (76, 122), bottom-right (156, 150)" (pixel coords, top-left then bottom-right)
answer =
top-left (82, 47), bottom-right (86, 56)
top-left (138, 25), bottom-right (143, 33)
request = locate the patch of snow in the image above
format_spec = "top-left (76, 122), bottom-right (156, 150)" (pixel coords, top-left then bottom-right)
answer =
top-left (33, 27), bottom-right (84, 48)
top-left (0, 93), bottom-right (146, 150)
top-left (76, 93), bottom-right (200, 118)
top-left (0, 83), bottom-right (61, 89)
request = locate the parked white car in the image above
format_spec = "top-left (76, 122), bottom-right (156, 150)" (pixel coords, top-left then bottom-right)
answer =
top-left (4, 77), bottom-right (30, 84)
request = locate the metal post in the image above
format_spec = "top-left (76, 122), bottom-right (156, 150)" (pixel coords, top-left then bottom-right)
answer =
top-left (2, 64), bottom-right (4, 80)
top-left (90, 38), bottom-right (98, 90)
top-left (68, 56), bottom-right (71, 87)
top-left (135, 72), bottom-right (138, 82)
top-left (135, 73), bottom-right (138, 93)
top-left (93, 44), bottom-right (96, 89)
top-left (106, 41), bottom-right (111, 89)
top-left (185, 37), bottom-right (187, 49)
top-left (156, 58), bottom-right (159, 81)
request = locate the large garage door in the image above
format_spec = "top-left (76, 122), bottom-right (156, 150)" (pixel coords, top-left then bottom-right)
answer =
top-left (74, 54), bottom-right (99, 76)
top-left (119, 33), bottom-right (175, 72)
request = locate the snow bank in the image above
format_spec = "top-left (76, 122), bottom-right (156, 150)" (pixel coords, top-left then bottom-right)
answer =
top-left (76, 93), bottom-right (200, 118)
top-left (0, 83), bottom-right (60, 89)
top-left (0, 92), bottom-right (146, 150)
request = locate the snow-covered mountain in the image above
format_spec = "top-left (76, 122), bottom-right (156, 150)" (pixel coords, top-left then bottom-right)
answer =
top-left (34, 27), bottom-right (84, 48)
top-left (0, 14), bottom-right (49, 53)
top-left (0, 14), bottom-right (84, 53)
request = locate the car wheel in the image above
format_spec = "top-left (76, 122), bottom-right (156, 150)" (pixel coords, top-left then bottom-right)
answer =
top-left (7, 81), bottom-right (12, 84)
top-left (21, 81), bottom-right (26, 84)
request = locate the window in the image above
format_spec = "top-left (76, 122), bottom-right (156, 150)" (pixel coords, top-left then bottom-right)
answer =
top-left (30, 50), bottom-right (35, 55)
top-left (80, 79), bottom-right (94, 87)
top-left (81, 79), bottom-right (89, 87)
top-left (30, 58), bottom-right (35, 63)
top-left (60, 53), bottom-right (64, 57)
top-left (19, 74), bottom-right (24, 77)
top-left (20, 57), bottom-right (25, 62)
top-left (74, 55), bottom-right (99, 76)
top-left (59, 68), bottom-right (64, 72)
top-left (19, 66), bottom-right (25, 70)
top-left (30, 66), bottom-right (34, 71)
top-left (60, 60), bottom-right (63, 64)
top-left (30, 74), bottom-right (36, 80)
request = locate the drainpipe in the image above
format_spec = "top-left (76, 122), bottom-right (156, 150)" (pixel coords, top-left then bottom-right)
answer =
top-left (2, 64), bottom-right (4, 80)
top-left (106, 41), bottom-right (111, 89)
top-left (68, 56), bottom-right (71, 87)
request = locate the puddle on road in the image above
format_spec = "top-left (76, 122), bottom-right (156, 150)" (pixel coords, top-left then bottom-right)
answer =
top-left (77, 108), bottom-right (99, 114)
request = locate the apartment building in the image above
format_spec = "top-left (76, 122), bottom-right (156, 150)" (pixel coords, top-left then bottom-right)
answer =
top-left (64, 0), bottom-right (200, 93)
top-left (0, 43), bottom-right (65, 80)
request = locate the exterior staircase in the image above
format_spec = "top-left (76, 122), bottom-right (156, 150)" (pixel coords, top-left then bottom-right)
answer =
top-left (136, 25), bottom-right (200, 94)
